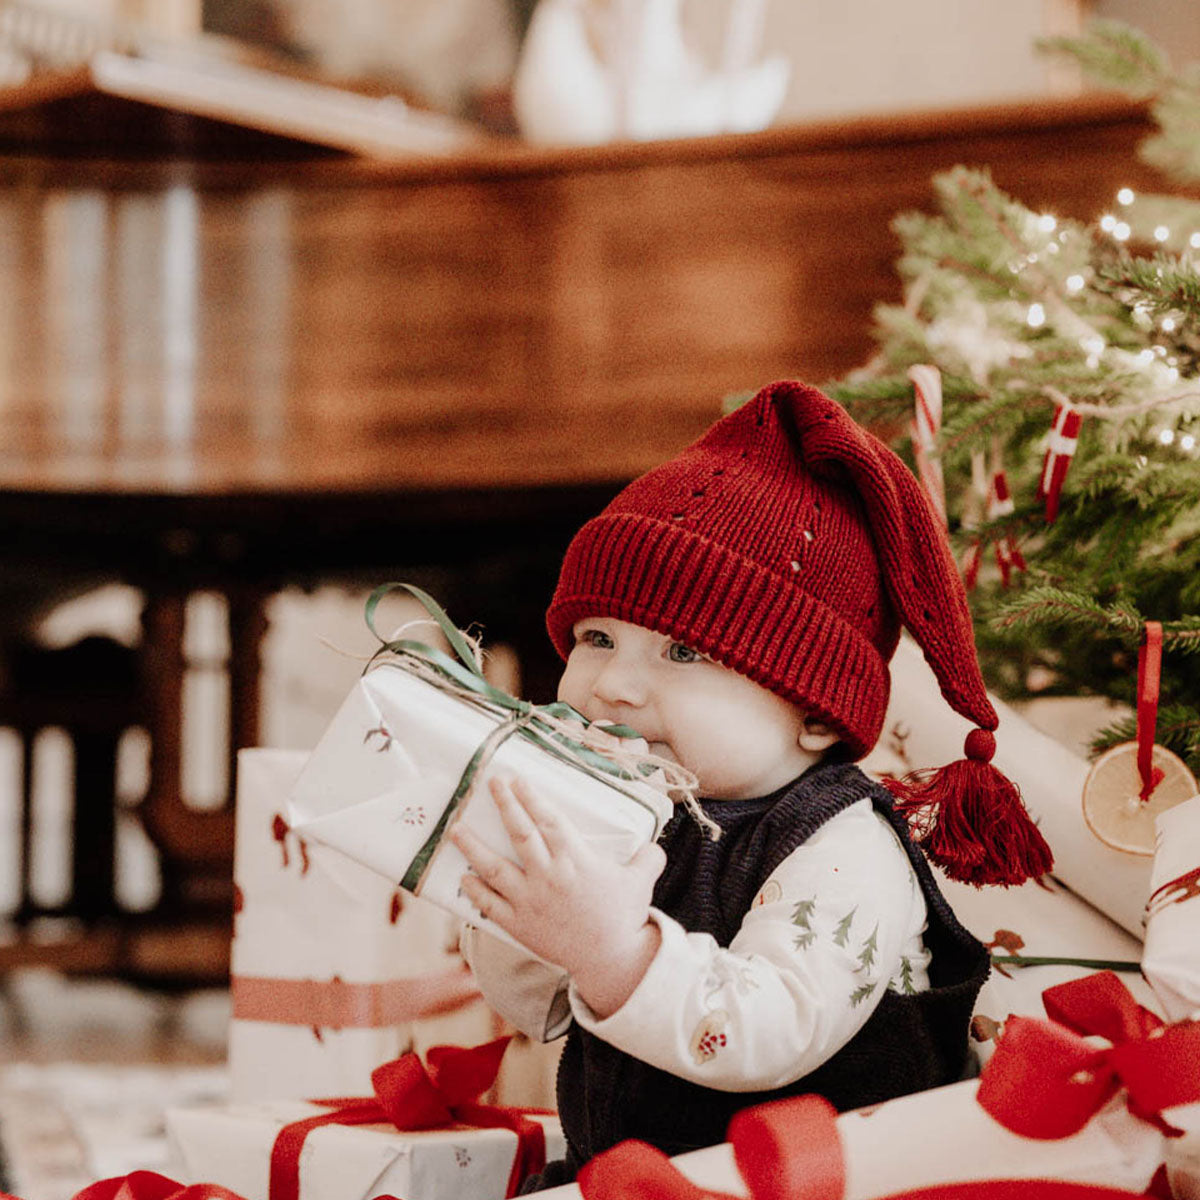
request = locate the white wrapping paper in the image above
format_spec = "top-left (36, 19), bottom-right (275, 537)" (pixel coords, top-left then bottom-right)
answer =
top-left (878, 635), bottom-right (1153, 939)
top-left (288, 663), bottom-right (674, 945)
top-left (230, 748), bottom-right (492, 1103)
top-left (534, 1076), bottom-right (1166, 1199)
top-left (932, 870), bottom-right (1155, 1064)
top-left (166, 1101), bottom-right (565, 1200)
top-left (1142, 794), bottom-right (1200, 1021)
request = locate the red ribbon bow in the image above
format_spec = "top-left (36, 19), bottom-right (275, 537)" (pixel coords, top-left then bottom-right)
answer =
top-left (0, 1171), bottom-right (402, 1200)
top-left (61, 1174), bottom-right (250, 1200)
top-left (270, 1036), bottom-right (551, 1200)
top-left (577, 1094), bottom-right (1168, 1200)
top-left (578, 974), bottom-right (1199, 1200)
top-left (977, 971), bottom-right (1200, 1139)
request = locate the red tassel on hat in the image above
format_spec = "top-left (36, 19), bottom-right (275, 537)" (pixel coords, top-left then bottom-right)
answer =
top-left (886, 729), bottom-right (1054, 887)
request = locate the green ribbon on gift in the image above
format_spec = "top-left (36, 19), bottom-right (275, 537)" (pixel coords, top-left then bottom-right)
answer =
top-left (363, 582), bottom-right (685, 892)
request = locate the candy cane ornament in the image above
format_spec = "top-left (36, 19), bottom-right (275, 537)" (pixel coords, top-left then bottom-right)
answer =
top-left (989, 470), bottom-right (1026, 586)
top-left (961, 470), bottom-right (1026, 590)
top-left (907, 363), bottom-right (947, 526)
top-left (1037, 403), bottom-right (1082, 523)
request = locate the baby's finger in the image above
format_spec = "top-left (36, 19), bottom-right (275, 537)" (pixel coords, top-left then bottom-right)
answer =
top-left (448, 822), bottom-right (525, 899)
top-left (488, 776), bottom-right (550, 870)
top-left (459, 871), bottom-right (515, 930)
top-left (507, 775), bottom-right (581, 858)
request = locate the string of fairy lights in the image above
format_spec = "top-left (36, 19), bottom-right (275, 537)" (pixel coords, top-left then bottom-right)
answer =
top-left (988, 181), bottom-right (1200, 456)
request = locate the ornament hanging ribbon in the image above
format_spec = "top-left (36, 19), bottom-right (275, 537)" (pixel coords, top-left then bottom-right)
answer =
top-left (1038, 403), bottom-right (1082, 524)
top-left (1136, 622), bottom-right (1166, 803)
top-left (976, 971), bottom-right (1200, 1139)
top-left (908, 364), bottom-right (947, 527)
top-left (269, 1037), bottom-right (553, 1200)
top-left (363, 583), bottom-right (710, 883)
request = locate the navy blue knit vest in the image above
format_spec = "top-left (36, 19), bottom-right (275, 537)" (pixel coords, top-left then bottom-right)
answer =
top-left (533, 760), bottom-right (988, 1189)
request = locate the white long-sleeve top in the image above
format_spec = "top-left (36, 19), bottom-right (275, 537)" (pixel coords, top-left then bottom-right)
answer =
top-left (460, 797), bottom-right (931, 1092)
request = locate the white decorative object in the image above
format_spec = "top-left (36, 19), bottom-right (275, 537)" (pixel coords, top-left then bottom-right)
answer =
top-left (513, 0), bottom-right (789, 144)
top-left (1142, 793), bottom-right (1200, 1021)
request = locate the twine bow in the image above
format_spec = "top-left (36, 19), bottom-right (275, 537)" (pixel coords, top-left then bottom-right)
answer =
top-left (363, 583), bottom-right (715, 859)
top-left (269, 1037), bottom-right (552, 1200)
top-left (976, 971), bottom-right (1200, 1139)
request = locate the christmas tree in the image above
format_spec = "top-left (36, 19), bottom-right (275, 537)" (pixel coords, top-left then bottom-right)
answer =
top-left (823, 21), bottom-right (1200, 777)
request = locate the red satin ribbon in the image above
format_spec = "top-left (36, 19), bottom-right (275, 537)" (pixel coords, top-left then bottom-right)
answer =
top-left (576, 1093), bottom-right (1163, 1200)
top-left (977, 970), bottom-right (1200, 1138)
top-left (579, 974), bottom-right (1200, 1200)
top-left (269, 1037), bottom-right (551, 1200)
top-left (1136, 622), bottom-right (1166, 802)
top-left (0, 1170), bottom-right (403, 1200)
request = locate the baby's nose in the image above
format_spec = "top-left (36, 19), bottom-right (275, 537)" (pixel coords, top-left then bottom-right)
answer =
top-left (591, 656), bottom-right (648, 707)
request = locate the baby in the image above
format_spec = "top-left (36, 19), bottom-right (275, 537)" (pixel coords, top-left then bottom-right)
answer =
top-left (450, 380), bottom-right (1051, 1188)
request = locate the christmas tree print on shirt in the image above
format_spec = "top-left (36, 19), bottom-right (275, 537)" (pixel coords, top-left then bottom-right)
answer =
top-left (791, 898), bottom-right (817, 950)
top-left (850, 921), bottom-right (880, 1007)
top-left (832, 907), bottom-right (857, 948)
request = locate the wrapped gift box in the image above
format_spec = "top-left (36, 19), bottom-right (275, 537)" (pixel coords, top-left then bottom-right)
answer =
top-left (230, 748), bottom-right (492, 1103)
top-left (932, 870), bottom-right (1156, 1064)
top-left (534, 1074), bottom-right (1166, 1199)
top-left (166, 1100), bottom-right (565, 1200)
top-left (1143, 794), bottom-right (1200, 1021)
top-left (287, 659), bottom-right (674, 946)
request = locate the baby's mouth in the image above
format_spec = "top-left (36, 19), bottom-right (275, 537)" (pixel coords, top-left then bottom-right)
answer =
top-left (647, 741), bottom-right (678, 764)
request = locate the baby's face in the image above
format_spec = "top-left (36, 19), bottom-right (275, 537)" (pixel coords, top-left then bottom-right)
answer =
top-left (557, 616), bottom-right (828, 800)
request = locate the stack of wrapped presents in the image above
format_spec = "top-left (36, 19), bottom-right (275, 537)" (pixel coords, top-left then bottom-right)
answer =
top-left (122, 609), bottom-right (1200, 1200)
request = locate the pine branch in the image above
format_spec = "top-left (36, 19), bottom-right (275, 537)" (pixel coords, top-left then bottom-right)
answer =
top-left (1090, 703), bottom-right (1200, 762)
top-left (991, 587), bottom-right (1143, 639)
top-left (1037, 21), bottom-right (1169, 95)
top-left (1099, 252), bottom-right (1200, 316)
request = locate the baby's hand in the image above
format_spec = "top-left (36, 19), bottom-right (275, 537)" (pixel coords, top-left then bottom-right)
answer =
top-left (448, 774), bottom-right (665, 1017)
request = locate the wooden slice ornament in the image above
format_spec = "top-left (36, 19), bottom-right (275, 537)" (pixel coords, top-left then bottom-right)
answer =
top-left (1081, 621), bottom-right (1198, 855)
top-left (1081, 741), bottom-right (1197, 855)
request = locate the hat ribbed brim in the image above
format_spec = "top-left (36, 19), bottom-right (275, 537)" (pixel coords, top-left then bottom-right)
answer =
top-left (546, 513), bottom-right (893, 758)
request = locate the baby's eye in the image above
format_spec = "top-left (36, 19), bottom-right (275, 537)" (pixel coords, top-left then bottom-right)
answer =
top-left (667, 642), bottom-right (705, 664)
top-left (578, 628), bottom-right (615, 650)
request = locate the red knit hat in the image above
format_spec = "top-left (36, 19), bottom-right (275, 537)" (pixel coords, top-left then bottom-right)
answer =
top-left (547, 380), bottom-right (1053, 887)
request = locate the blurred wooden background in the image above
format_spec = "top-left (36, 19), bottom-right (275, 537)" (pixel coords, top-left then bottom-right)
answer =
top-left (0, 87), bottom-right (1168, 986)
